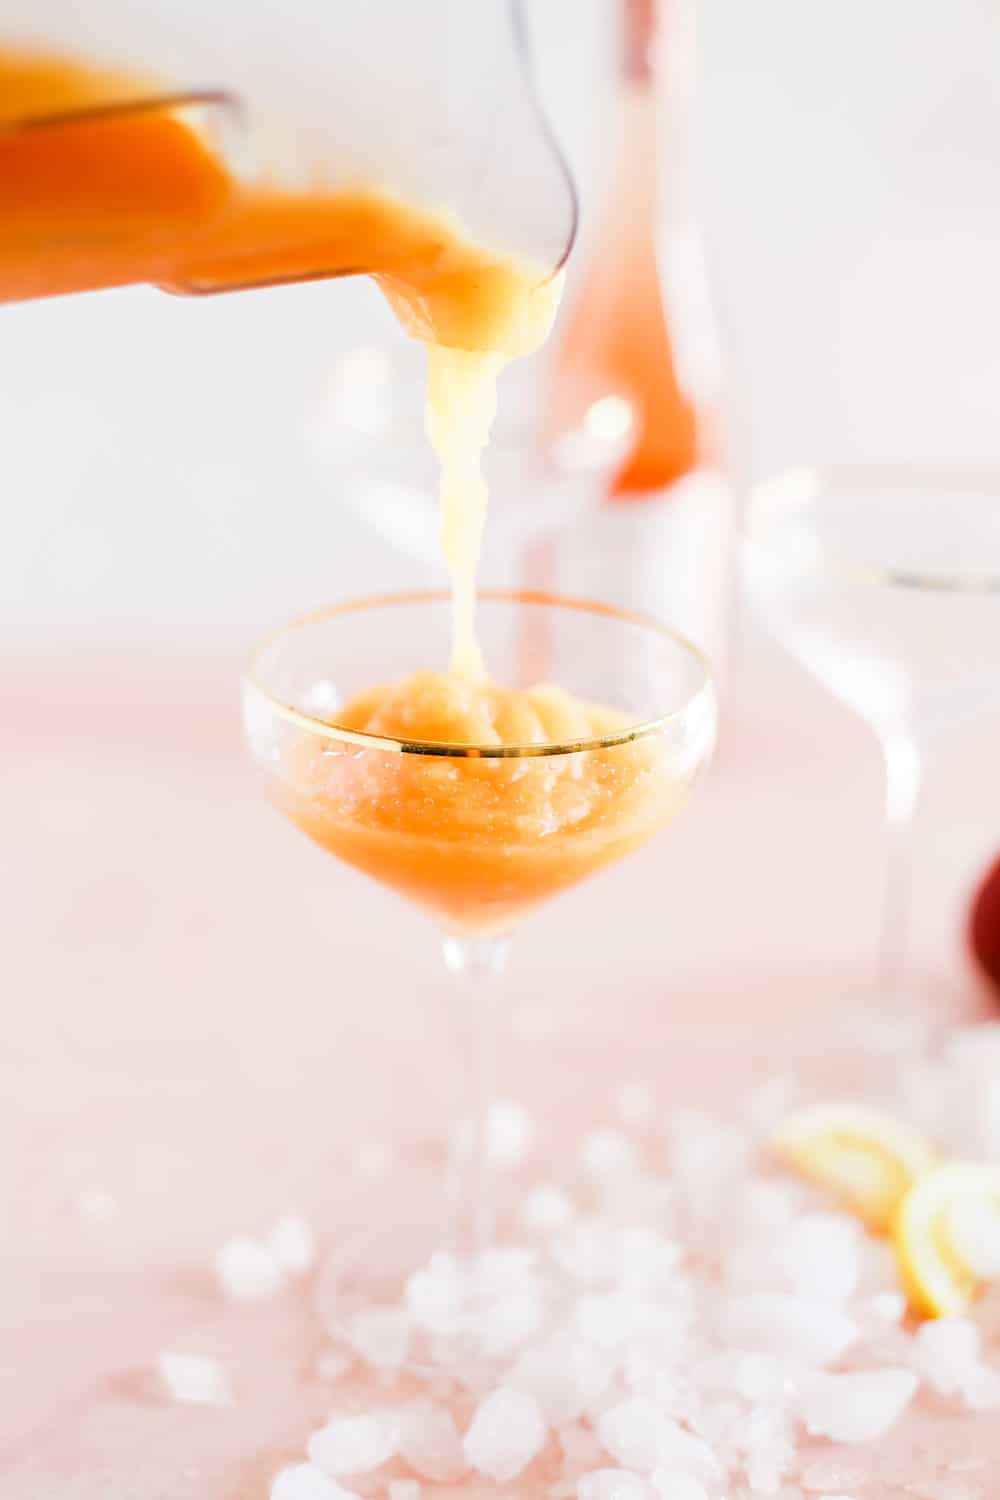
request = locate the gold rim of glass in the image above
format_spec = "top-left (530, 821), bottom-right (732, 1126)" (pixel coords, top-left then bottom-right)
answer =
top-left (246, 588), bottom-right (714, 758)
top-left (746, 464), bottom-right (1000, 595)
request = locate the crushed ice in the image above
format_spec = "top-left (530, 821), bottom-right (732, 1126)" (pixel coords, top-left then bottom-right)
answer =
top-left (216, 1215), bottom-right (314, 1301)
top-left (158, 1350), bottom-right (233, 1407)
top-left (270, 1023), bottom-right (1000, 1500)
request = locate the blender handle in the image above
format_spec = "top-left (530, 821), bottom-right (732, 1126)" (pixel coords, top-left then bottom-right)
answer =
top-left (0, 87), bottom-right (243, 136)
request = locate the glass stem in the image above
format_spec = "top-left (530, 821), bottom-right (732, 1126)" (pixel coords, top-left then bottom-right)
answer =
top-left (876, 730), bottom-right (925, 1000)
top-left (441, 932), bottom-right (510, 1258)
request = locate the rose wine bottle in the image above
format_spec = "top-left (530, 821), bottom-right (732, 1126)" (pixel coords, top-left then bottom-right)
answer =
top-left (545, 0), bottom-right (731, 671)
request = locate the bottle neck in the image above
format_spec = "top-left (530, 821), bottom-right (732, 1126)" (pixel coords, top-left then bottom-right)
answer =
top-left (604, 0), bottom-right (696, 234)
top-left (623, 0), bottom-right (658, 83)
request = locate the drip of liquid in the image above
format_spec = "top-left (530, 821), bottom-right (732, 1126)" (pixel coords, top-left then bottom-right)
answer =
top-left (423, 275), bottom-right (562, 676)
top-left (426, 347), bottom-right (502, 678)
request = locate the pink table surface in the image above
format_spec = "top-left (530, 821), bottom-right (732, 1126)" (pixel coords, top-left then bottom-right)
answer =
top-left (2, 638), bottom-right (998, 1498)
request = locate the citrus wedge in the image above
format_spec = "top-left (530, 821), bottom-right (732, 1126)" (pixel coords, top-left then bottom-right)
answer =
top-left (893, 1162), bottom-right (1000, 1318)
top-left (771, 1104), bottom-right (936, 1233)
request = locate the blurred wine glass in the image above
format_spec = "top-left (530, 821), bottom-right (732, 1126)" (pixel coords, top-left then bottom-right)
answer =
top-left (304, 338), bottom-right (634, 569)
top-left (744, 467), bottom-right (1000, 1009)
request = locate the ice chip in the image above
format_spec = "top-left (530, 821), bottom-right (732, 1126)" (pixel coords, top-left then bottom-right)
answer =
top-left (650, 1469), bottom-right (707, 1500)
top-left (802, 1368), bottom-right (917, 1443)
top-left (482, 1289), bottom-right (543, 1357)
top-left (745, 1180), bottom-right (803, 1234)
top-left (158, 1351), bottom-right (232, 1407)
top-left (406, 1254), bottom-right (461, 1333)
top-left (349, 1307), bottom-right (411, 1369)
top-left (308, 1411), bottom-right (399, 1476)
top-left (398, 1400), bottom-right (468, 1482)
top-left (651, 1424), bottom-right (721, 1485)
top-left (733, 1353), bottom-right (798, 1404)
top-left (463, 1387), bottom-right (547, 1482)
top-left (511, 1342), bottom-right (575, 1425)
top-left (584, 1130), bottom-right (641, 1177)
top-left (577, 1468), bottom-right (649, 1500)
top-left (869, 1292), bottom-right (906, 1325)
top-left (616, 1227), bottom-right (683, 1288)
top-left (271, 1464), bottom-right (353, 1500)
top-left (514, 1336), bottom-right (615, 1424)
top-left (671, 1111), bottom-right (748, 1185)
top-left (388, 1482), bottom-right (421, 1500)
top-left (473, 1246), bottom-right (538, 1296)
top-left (270, 1216), bottom-right (316, 1274)
top-left (555, 1222), bottom-right (678, 1286)
top-left (730, 1403), bottom-right (794, 1492)
top-left (915, 1318), bottom-right (981, 1397)
top-left (488, 1100), bottom-right (535, 1164)
top-left (598, 1401), bottom-right (719, 1483)
top-left (721, 1294), bottom-right (858, 1366)
top-left (688, 1396), bottom-right (741, 1452)
top-left (743, 1444), bottom-right (793, 1493)
top-left (945, 1194), bottom-right (1000, 1277)
top-left (597, 1397), bottom-right (663, 1472)
top-left (555, 1224), bottom-right (617, 1282)
top-left (522, 1184), bottom-right (576, 1232)
top-left (964, 1365), bottom-right (1000, 1409)
top-left (215, 1236), bottom-right (284, 1302)
top-left (577, 1292), bottom-right (684, 1349)
top-left (775, 1213), bottom-right (860, 1304)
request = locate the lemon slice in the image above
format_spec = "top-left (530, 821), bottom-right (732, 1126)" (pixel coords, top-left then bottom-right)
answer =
top-left (893, 1162), bottom-right (1000, 1318)
top-left (771, 1104), bottom-right (936, 1233)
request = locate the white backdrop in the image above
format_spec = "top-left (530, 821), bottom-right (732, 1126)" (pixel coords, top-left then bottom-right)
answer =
top-left (4, 0), bottom-right (1000, 640)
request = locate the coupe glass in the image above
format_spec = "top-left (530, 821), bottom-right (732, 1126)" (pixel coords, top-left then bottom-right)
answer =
top-left (243, 590), bottom-right (715, 1359)
top-left (744, 467), bottom-right (1000, 1005)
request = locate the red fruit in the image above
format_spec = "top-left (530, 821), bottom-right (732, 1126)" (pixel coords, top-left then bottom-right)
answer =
top-left (969, 853), bottom-right (1000, 998)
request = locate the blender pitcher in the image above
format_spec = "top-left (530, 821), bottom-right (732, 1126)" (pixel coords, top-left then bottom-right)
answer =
top-left (0, 0), bottom-right (576, 347)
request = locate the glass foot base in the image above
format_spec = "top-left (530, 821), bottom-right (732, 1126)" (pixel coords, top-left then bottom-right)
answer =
top-left (311, 1170), bottom-right (566, 1394)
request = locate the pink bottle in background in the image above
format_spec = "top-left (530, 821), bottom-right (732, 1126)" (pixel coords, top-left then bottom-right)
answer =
top-left (545, 0), bottom-right (731, 673)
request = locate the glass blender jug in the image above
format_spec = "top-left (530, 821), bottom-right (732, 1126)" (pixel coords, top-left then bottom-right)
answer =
top-left (0, 0), bottom-right (576, 348)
